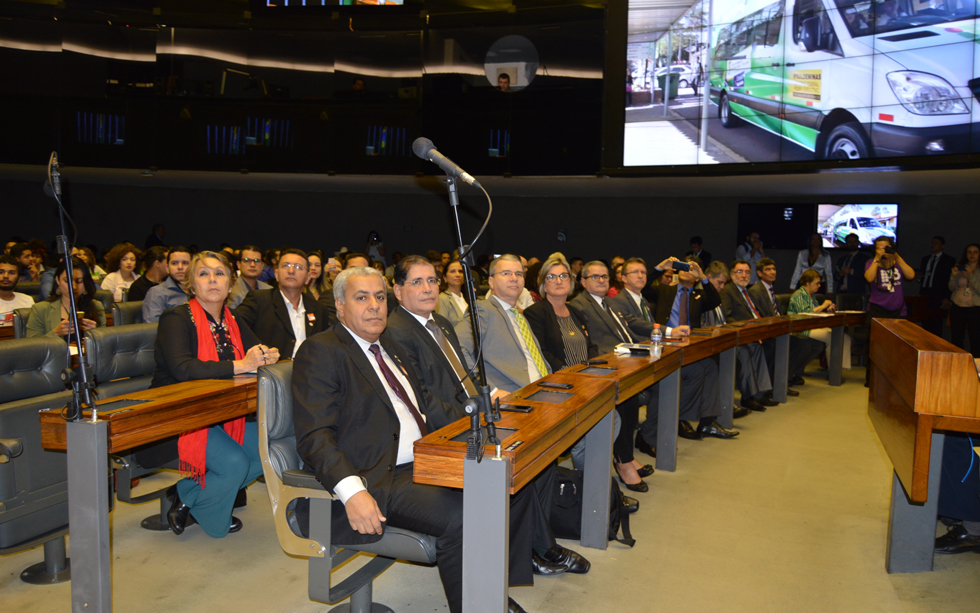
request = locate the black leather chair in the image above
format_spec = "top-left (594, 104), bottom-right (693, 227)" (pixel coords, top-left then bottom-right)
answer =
top-left (112, 301), bottom-right (144, 326)
top-left (0, 337), bottom-right (72, 584)
top-left (15, 282), bottom-right (41, 301)
top-left (257, 361), bottom-right (437, 613)
top-left (83, 324), bottom-right (163, 505)
top-left (12, 307), bottom-right (31, 339)
top-left (93, 289), bottom-right (114, 315)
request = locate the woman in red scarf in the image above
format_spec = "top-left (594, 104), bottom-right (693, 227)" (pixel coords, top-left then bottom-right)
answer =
top-left (149, 251), bottom-right (280, 537)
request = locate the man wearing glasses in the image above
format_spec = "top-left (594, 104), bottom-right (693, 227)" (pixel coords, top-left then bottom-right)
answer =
top-left (234, 248), bottom-right (326, 359)
top-left (228, 244), bottom-right (271, 308)
top-left (455, 254), bottom-right (551, 399)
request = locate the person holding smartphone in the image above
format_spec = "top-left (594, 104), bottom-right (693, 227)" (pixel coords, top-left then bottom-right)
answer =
top-left (26, 256), bottom-right (105, 338)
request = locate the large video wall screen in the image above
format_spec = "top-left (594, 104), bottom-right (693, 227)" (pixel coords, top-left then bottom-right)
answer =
top-left (624, 0), bottom-right (980, 166)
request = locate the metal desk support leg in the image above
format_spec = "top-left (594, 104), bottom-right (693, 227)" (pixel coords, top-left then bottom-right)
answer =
top-left (718, 347), bottom-right (737, 430)
top-left (67, 419), bottom-right (111, 613)
top-left (829, 325), bottom-right (844, 386)
top-left (463, 456), bottom-right (510, 613)
top-left (773, 334), bottom-right (789, 403)
top-left (886, 432), bottom-right (944, 573)
top-left (581, 408), bottom-right (614, 549)
top-left (655, 369), bottom-right (681, 472)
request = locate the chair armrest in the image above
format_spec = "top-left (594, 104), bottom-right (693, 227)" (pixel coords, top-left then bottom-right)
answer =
top-left (282, 468), bottom-right (330, 493)
top-left (0, 437), bottom-right (23, 463)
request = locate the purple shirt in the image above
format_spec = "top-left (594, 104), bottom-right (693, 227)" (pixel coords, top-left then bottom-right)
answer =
top-left (865, 259), bottom-right (906, 315)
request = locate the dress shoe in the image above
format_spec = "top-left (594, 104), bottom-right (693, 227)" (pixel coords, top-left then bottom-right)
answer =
top-left (635, 433), bottom-right (656, 458)
top-left (785, 388), bottom-right (800, 397)
top-left (166, 485), bottom-right (194, 535)
top-left (532, 551), bottom-right (567, 575)
top-left (696, 420), bottom-right (740, 439)
top-left (228, 516), bottom-right (243, 534)
top-left (741, 398), bottom-right (767, 413)
top-left (617, 474), bottom-right (649, 493)
top-left (935, 524), bottom-right (980, 554)
top-left (732, 407), bottom-right (751, 419)
top-left (234, 488), bottom-right (248, 508)
top-left (678, 421), bottom-right (703, 440)
top-left (540, 544), bottom-right (591, 574)
top-left (789, 376), bottom-right (806, 386)
top-left (622, 495), bottom-right (640, 514)
top-left (758, 395), bottom-right (780, 407)
top-left (509, 598), bottom-right (527, 613)
top-left (636, 463), bottom-right (655, 478)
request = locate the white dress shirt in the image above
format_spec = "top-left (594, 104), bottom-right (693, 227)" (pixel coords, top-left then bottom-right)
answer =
top-left (281, 290), bottom-right (307, 358)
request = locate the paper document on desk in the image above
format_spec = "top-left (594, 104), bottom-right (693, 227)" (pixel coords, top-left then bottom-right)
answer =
top-left (797, 312), bottom-right (833, 317)
top-left (837, 310), bottom-right (865, 314)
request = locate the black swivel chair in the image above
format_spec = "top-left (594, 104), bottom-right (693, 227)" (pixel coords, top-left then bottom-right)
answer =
top-left (111, 301), bottom-right (144, 326)
top-left (12, 307), bottom-right (31, 339)
top-left (257, 361), bottom-right (438, 613)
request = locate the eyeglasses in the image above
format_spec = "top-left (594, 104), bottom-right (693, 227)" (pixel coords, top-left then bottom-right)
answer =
top-left (585, 274), bottom-right (609, 282)
top-left (732, 270), bottom-right (751, 275)
top-left (545, 273), bottom-right (570, 282)
top-left (280, 263), bottom-right (307, 272)
top-left (494, 270), bottom-right (525, 279)
top-left (408, 277), bottom-right (439, 287)
top-left (241, 258), bottom-right (261, 264)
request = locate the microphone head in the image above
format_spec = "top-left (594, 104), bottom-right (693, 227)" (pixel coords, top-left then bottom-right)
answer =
top-left (412, 137), bottom-right (435, 160)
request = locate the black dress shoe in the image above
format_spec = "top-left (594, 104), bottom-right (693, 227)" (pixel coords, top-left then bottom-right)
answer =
top-left (234, 488), bottom-right (248, 508)
top-left (758, 395), bottom-right (780, 407)
top-left (636, 463), bottom-right (655, 478)
top-left (622, 495), bottom-right (640, 514)
top-left (540, 544), bottom-right (591, 574)
top-left (732, 407), bottom-right (751, 419)
top-left (635, 433), bottom-right (656, 458)
top-left (678, 421), bottom-right (703, 440)
top-left (618, 475), bottom-right (649, 493)
top-left (532, 551), bottom-right (566, 575)
top-left (509, 598), bottom-right (528, 613)
top-left (741, 398), bottom-right (766, 412)
top-left (228, 516), bottom-right (243, 534)
top-left (935, 524), bottom-right (980, 554)
top-left (785, 388), bottom-right (800, 396)
top-left (789, 376), bottom-right (806, 386)
top-left (166, 485), bottom-right (193, 535)
top-left (696, 421), bottom-right (740, 439)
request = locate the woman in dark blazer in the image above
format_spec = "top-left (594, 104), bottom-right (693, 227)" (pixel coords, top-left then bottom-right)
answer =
top-left (146, 250), bottom-right (280, 538)
top-left (523, 257), bottom-right (598, 371)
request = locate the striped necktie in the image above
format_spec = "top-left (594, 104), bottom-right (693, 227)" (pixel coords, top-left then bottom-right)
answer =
top-left (739, 287), bottom-right (761, 319)
top-left (425, 320), bottom-right (478, 397)
top-left (510, 307), bottom-right (549, 377)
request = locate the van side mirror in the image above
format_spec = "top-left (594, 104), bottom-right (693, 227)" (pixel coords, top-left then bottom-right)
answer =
top-left (800, 16), bottom-right (823, 52)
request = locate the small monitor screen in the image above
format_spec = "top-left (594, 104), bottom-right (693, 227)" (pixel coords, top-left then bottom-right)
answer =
top-left (737, 203), bottom-right (816, 250)
top-left (579, 366), bottom-right (617, 375)
top-left (818, 204), bottom-right (898, 248)
top-left (526, 390), bottom-right (574, 404)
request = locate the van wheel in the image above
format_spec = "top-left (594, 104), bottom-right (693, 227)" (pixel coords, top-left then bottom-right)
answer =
top-left (719, 93), bottom-right (741, 128)
top-left (678, 79), bottom-right (689, 89)
top-left (824, 123), bottom-right (870, 160)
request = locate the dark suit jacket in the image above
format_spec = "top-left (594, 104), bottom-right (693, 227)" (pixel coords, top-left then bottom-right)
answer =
top-left (835, 251), bottom-right (871, 295)
top-left (234, 289), bottom-right (327, 358)
top-left (646, 269), bottom-right (721, 329)
top-left (383, 306), bottom-right (473, 411)
top-left (685, 249), bottom-right (712, 267)
top-left (523, 298), bottom-right (598, 371)
top-left (721, 282), bottom-right (763, 322)
top-left (291, 325), bottom-right (452, 546)
top-left (749, 282), bottom-right (778, 317)
top-left (608, 290), bottom-right (657, 339)
top-left (919, 252), bottom-right (957, 304)
top-left (569, 292), bottom-right (643, 354)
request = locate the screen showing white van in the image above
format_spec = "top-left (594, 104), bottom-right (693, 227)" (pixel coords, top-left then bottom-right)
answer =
top-left (818, 204), bottom-right (898, 247)
top-left (624, 0), bottom-right (980, 166)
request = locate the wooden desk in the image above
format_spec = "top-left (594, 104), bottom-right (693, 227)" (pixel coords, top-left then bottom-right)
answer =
top-left (0, 326), bottom-right (13, 341)
top-left (867, 318), bottom-right (980, 573)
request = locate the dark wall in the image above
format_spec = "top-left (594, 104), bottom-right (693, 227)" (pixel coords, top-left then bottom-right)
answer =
top-left (7, 170), bottom-right (979, 294)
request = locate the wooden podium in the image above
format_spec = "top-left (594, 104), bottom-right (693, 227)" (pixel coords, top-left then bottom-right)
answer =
top-left (867, 318), bottom-right (980, 573)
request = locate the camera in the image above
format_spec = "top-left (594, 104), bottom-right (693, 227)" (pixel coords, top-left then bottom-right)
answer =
top-left (884, 246), bottom-right (896, 255)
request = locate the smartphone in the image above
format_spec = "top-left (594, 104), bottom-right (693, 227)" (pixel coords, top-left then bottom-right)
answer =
top-left (538, 381), bottom-right (574, 390)
top-left (672, 261), bottom-right (691, 272)
top-left (582, 359), bottom-right (608, 365)
top-left (500, 404), bottom-right (534, 413)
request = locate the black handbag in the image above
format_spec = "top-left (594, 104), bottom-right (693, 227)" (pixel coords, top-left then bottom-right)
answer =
top-left (549, 466), bottom-right (635, 547)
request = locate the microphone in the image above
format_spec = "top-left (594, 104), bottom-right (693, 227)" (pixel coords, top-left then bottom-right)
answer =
top-left (412, 138), bottom-right (481, 188)
top-left (50, 152), bottom-right (61, 197)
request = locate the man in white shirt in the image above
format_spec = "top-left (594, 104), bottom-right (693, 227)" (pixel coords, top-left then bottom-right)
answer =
top-left (0, 255), bottom-right (35, 326)
top-left (228, 245), bottom-right (272, 309)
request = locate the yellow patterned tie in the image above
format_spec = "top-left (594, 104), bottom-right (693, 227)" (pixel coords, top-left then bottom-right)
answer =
top-left (510, 307), bottom-right (549, 378)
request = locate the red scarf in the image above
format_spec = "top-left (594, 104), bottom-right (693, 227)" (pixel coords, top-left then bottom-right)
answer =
top-left (177, 298), bottom-right (246, 488)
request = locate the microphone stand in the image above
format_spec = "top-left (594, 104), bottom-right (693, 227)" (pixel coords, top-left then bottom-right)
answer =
top-left (445, 176), bottom-right (500, 461)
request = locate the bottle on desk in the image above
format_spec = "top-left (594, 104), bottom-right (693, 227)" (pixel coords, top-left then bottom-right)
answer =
top-left (650, 324), bottom-right (663, 359)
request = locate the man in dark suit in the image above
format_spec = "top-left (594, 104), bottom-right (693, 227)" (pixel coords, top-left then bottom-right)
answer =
top-left (748, 258), bottom-right (824, 388)
top-left (292, 266), bottom-right (525, 613)
top-left (834, 233), bottom-right (870, 299)
top-left (685, 236), bottom-right (712, 268)
top-left (918, 235), bottom-right (957, 336)
top-left (384, 255), bottom-right (589, 578)
top-left (234, 248), bottom-right (327, 359)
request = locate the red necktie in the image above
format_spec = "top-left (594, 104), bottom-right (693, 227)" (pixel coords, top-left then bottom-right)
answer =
top-left (369, 344), bottom-right (429, 435)
top-left (740, 287), bottom-right (761, 318)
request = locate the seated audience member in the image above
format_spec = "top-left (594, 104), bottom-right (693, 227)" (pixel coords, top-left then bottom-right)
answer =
top-left (748, 258), bottom-right (825, 388)
top-left (257, 248), bottom-right (280, 284)
top-left (437, 259), bottom-right (469, 327)
top-left (144, 223), bottom-right (166, 249)
top-left (643, 255), bottom-right (739, 440)
top-left (78, 247), bottom-right (107, 284)
top-left (27, 257), bottom-right (105, 337)
top-left (385, 255), bottom-right (591, 577)
top-left (127, 246), bottom-right (169, 302)
top-left (788, 270), bottom-right (852, 371)
top-left (607, 263), bottom-right (623, 298)
top-left (525, 260), bottom-right (544, 302)
top-left (10, 243), bottom-right (37, 283)
top-left (344, 252), bottom-right (370, 269)
top-left (228, 245), bottom-right (271, 309)
top-left (234, 248), bottom-right (327, 359)
top-left (293, 266), bottom-right (528, 613)
top-left (304, 250), bottom-right (328, 301)
top-left (27, 239), bottom-right (48, 276)
top-left (483, 255), bottom-right (535, 310)
top-left (4, 239), bottom-right (20, 254)
top-left (0, 255), bottom-right (35, 326)
top-left (686, 236), bottom-right (712, 267)
top-left (705, 260), bottom-right (775, 415)
top-left (149, 250), bottom-right (279, 538)
top-left (143, 247), bottom-right (192, 323)
top-left (735, 231), bottom-right (765, 284)
top-left (835, 233), bottom-right (870, 297)
top-left (934, 433), bottom-right (980, 554)
top-left (100, 242), bottom-right (142, 302)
